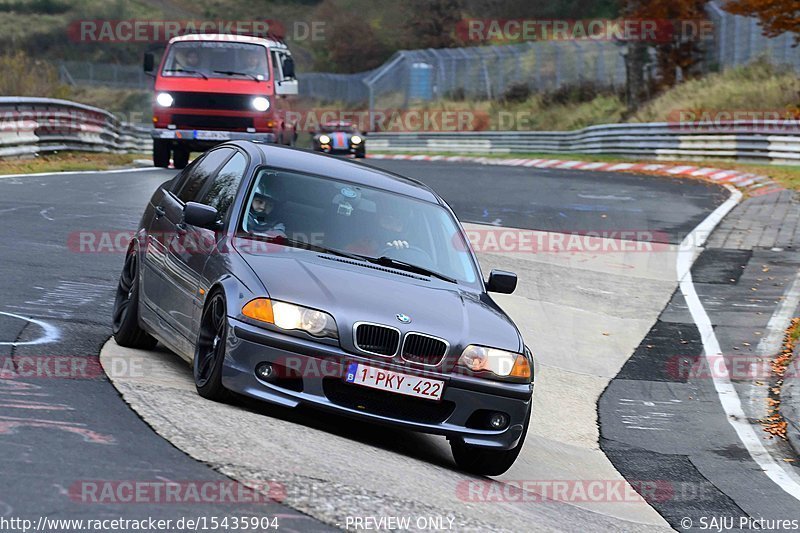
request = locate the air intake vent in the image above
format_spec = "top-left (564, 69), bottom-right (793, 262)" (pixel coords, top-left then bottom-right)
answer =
top-left (354, 323), bottom-right (400, 357)
top-left (401, 333), bottom-right (449, 366)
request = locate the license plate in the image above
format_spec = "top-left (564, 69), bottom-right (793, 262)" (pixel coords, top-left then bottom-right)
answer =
top-left (345, 363), bottom-right (444, 401)
top-left (194, 130), bottom-right (230, 141)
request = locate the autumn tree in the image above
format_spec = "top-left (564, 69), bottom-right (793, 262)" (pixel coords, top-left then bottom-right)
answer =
top-left (620, 0), bottom-right (709, 110)
top-left (399, 0), bottom-right (463, 49)
top-left (724, 0), bottom-right (800, 42)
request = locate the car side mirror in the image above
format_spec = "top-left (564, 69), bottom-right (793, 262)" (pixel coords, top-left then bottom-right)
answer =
top-left (143, 52), bottom-right (154, 73)
top-left (183, 202), bottom-right (219, 229)
top-left (486, 269), bottom-right (517, 294)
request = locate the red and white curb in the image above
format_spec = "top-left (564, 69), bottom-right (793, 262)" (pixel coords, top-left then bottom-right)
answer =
top-left (367, 154), bottom-right (784, 197)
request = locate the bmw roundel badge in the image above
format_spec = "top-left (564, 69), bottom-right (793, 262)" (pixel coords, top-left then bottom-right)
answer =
top-left (396, 313), bottom-right (411, 324)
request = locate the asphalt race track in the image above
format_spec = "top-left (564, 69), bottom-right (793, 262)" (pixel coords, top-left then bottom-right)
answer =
top-left (2, 159), bottom-right (798, 530)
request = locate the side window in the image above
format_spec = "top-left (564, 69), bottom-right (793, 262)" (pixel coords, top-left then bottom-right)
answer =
top-left (176, 148), bottom-right (234, 203)
top-left (201, 152), bottom-right (247, 219)
top-left (271, 51), bottom-right (281, 81)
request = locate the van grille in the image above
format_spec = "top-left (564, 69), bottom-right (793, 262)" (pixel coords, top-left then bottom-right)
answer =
top-left (172, 114), bottom-right (254, 130)
top-left (171, 92), bottom-right (253, 111)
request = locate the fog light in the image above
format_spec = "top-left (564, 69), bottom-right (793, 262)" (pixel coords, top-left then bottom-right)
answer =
top-left (255, 362), bottom-right (273, 381)
top-left (489, 412), bottom-right (509, 429)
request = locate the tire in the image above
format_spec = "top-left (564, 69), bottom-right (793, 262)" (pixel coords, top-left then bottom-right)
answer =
top-left (173, 147), bottom-right (190, 169)
top-left (355, 152), bottom-right (366, 159)
top-left (112, 250), bottom-right (157, 349)
top-left (450, 407), bottom-right (530, 476)
top-left (193, 291), bottom-right (231, 402)
top-left (153, 140), bottom-right (170, 168)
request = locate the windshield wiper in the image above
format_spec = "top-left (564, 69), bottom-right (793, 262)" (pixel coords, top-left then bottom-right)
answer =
top-left (213, 70), bottom-right (260, 81)
top-left (262, 235), bottom-right (365, 261)
top-left (163, 68), bottom-right (208, 80)
top-left (367, 256), bottom-right (458, 284)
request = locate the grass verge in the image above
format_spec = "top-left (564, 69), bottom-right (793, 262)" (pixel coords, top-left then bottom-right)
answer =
top-left (0, 152), bottom-right (142, 175)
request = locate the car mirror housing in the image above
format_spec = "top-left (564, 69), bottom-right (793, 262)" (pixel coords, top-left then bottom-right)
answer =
top-left (183, 202), bottom-right (219, 229)
top-left (143, 52), bottom-right (154, 73)
top-left (486, 269), bottom-right (517, 294)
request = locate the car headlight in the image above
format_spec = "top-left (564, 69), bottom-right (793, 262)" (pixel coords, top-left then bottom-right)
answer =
top-left (242, 298), bottom-right (337, 338)
top-left (350, 135), bottom-right (362, 144)
top-left (156, 92), bottom-right (173, 107)
top-left (319, 134), bottom-right (331, 145)
top-left (457, 344), bottom-right (531, 381)
top-left (252, 96), bottom-right (270, 111)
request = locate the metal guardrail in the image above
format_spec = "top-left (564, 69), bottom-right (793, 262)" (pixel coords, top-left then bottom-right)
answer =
top-left (0, 97), bottom-right (152, 158)
top-left (366, 122), bottom-right (800, 165)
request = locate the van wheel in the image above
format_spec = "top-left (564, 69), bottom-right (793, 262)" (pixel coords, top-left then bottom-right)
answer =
top-left (173, 147), bottom-right (190, 169)
top-left (153, 140), bottom-right (170, 168)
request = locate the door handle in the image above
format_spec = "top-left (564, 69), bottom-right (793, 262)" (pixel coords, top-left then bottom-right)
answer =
top-left (154, 206), bottom-right (166, 218)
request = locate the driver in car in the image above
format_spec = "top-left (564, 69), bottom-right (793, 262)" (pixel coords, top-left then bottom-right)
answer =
top-left (242, 49), bottom-right (265, 78)
top-left (379, 203), bottom-right (410, 250)
top-left (344, 201), bottom-right (411, 255)
top-left (247, 190), bottom-right (285, 235)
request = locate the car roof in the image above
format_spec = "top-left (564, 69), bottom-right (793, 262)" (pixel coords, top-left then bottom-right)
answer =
top-left (168, 33), bottom-right (287, 49)
top-left (234, 141), bottom-right (441, 203)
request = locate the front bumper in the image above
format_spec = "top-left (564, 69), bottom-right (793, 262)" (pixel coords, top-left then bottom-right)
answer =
top-left (224, 318), bottom-right (532, 450)
top-left (317, 146), bottom-right (365, 156)
top-left (152, 128), bottom-right (277, 146)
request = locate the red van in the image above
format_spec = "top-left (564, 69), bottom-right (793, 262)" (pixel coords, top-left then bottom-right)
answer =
top-left (144, 33), bottom-right (298, 168)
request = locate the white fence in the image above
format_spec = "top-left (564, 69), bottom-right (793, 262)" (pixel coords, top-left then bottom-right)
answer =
top-left (0, 97), bottom-right (151, 158)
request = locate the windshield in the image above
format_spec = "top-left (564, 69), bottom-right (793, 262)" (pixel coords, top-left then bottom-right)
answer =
top-left (239, 167), bottom-right (480, 286)
top-left (161, 41), bottom-right (269, 80)
top-left (320, 123), bottom-right (357, 133)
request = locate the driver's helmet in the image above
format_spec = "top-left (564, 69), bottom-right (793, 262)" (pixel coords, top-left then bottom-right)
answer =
top-left (248, 187), bottom-right (280, 232)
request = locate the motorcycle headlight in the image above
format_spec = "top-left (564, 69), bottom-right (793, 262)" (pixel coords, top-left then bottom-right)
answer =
top-left (242, 298), bottom-right (337, 339)
top-left (351, 135), bottom-right (362, 144)
top-left (252, 96), bottom-right (270, 111)
top-left (156, 92), bottom-right (173, 107)
top-left (458, 344), bottom-right (531, 381)
top-left (319, 134), bottom-right (331, 145)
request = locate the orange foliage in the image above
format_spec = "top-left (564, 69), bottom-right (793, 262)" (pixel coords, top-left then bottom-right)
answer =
top-left (725, 0), bottom-right (800, 41)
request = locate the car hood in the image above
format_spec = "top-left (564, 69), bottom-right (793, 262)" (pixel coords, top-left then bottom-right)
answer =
top-left (235, 241), bottom-right (523, 364)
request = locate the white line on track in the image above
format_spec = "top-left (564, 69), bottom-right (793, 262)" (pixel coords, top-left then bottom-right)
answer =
top-left (0, 167), bottom-right (157, 180)
top-left (0, 311), bottom-right (61, 346)
top-left (677, 184), bottom-right (800, 501)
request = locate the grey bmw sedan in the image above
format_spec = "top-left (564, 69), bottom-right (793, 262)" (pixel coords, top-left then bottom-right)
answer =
top-left (112, 141), bottom-right (534, 475)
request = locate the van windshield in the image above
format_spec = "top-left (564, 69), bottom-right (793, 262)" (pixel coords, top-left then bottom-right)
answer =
top-left (162, 41), bottom-right (270, 81)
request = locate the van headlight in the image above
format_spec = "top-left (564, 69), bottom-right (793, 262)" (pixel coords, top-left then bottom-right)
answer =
top-left (242, 298), bottom-right (337, 338)
top-left (252, 96), bottom-right (270, 111)
top-left (457, 345), bottom-right (531, 381)
top-left (156, 92), bottom-right (173, 107)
